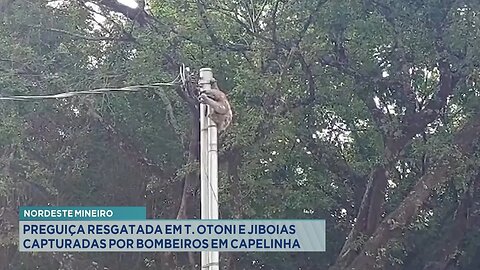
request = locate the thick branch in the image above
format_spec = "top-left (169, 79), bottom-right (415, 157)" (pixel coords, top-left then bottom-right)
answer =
top-left (347, 112), bottom-right (480, 269)
top-left (298, 54), bottom-right (316, 105)
top-left (333, 60), bottom-right (461, 270)
top-left (99, 0), bottom-right (152, 26)
top-left (386, 61), bottom-right (459, 159)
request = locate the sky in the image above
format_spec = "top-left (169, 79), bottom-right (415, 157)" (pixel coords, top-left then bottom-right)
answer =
top-left (117, 0), bottom-right (139, 9)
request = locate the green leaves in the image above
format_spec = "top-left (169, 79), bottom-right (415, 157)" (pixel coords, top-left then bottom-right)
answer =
top-left (1, 0), bottom-right (480, 269)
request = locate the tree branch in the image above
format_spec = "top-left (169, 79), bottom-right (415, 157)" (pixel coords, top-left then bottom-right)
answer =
top-left (98, 0), bottom-right (153, 27)
top-left (23, 24), bottom-right (135, 42)
top-left (347, 112), bottom-right (480, 269)
top-left (196, 0), bottom-right (250, 52)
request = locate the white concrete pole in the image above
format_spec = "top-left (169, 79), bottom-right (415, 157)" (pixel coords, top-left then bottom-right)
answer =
top-left (199, 68), bottom-right (219, 270)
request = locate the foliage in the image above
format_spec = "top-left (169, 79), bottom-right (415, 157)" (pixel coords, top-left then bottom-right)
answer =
top-left (1, 0), bottom-right (480, 269)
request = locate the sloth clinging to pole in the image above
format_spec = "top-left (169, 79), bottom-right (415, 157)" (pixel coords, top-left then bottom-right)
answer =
top-left (198, 78), bottom-right (232, 131)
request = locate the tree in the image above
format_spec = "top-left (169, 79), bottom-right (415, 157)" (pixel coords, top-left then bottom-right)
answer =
top-left (1, 0), bottom-right (480, 269)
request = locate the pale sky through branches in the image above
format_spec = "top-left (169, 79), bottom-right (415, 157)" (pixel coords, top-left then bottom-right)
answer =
top-left (117, 0), bottom-right (139, 9)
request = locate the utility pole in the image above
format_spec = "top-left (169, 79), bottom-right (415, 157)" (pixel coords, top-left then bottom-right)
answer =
top-left (199, 68), bottom-right (219, 270)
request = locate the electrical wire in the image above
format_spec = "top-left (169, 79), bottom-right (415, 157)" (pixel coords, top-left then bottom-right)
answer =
top-left (0, 67), bottom-right (221, 212)
top-left (202, 160), bottom-right (220, 206)
top-left (0, 80), bottom-right (180, 101)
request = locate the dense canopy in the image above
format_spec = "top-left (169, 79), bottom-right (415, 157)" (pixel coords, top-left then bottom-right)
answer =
top-left (1, 0), bottom-right (480, 269)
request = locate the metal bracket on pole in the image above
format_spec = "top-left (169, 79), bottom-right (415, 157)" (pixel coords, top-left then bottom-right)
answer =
top-left (199, 68), bottom-right (219, 270)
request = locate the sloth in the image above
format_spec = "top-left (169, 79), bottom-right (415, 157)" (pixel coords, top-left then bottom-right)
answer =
top-left (198, 79), bottom-right (232, 132)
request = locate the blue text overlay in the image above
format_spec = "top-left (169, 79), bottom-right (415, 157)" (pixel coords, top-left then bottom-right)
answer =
top-left (19, 220), bottom-right (325, 252)
top-left (20, 207), bottom-right (146, 221)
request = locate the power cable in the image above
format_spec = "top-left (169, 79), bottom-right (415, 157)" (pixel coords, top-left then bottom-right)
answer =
top-left (0, 80), bottom-right (180, 101)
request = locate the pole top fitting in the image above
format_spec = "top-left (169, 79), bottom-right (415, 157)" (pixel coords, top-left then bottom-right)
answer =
top-left (199, 68), bottom-right (213, 82)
